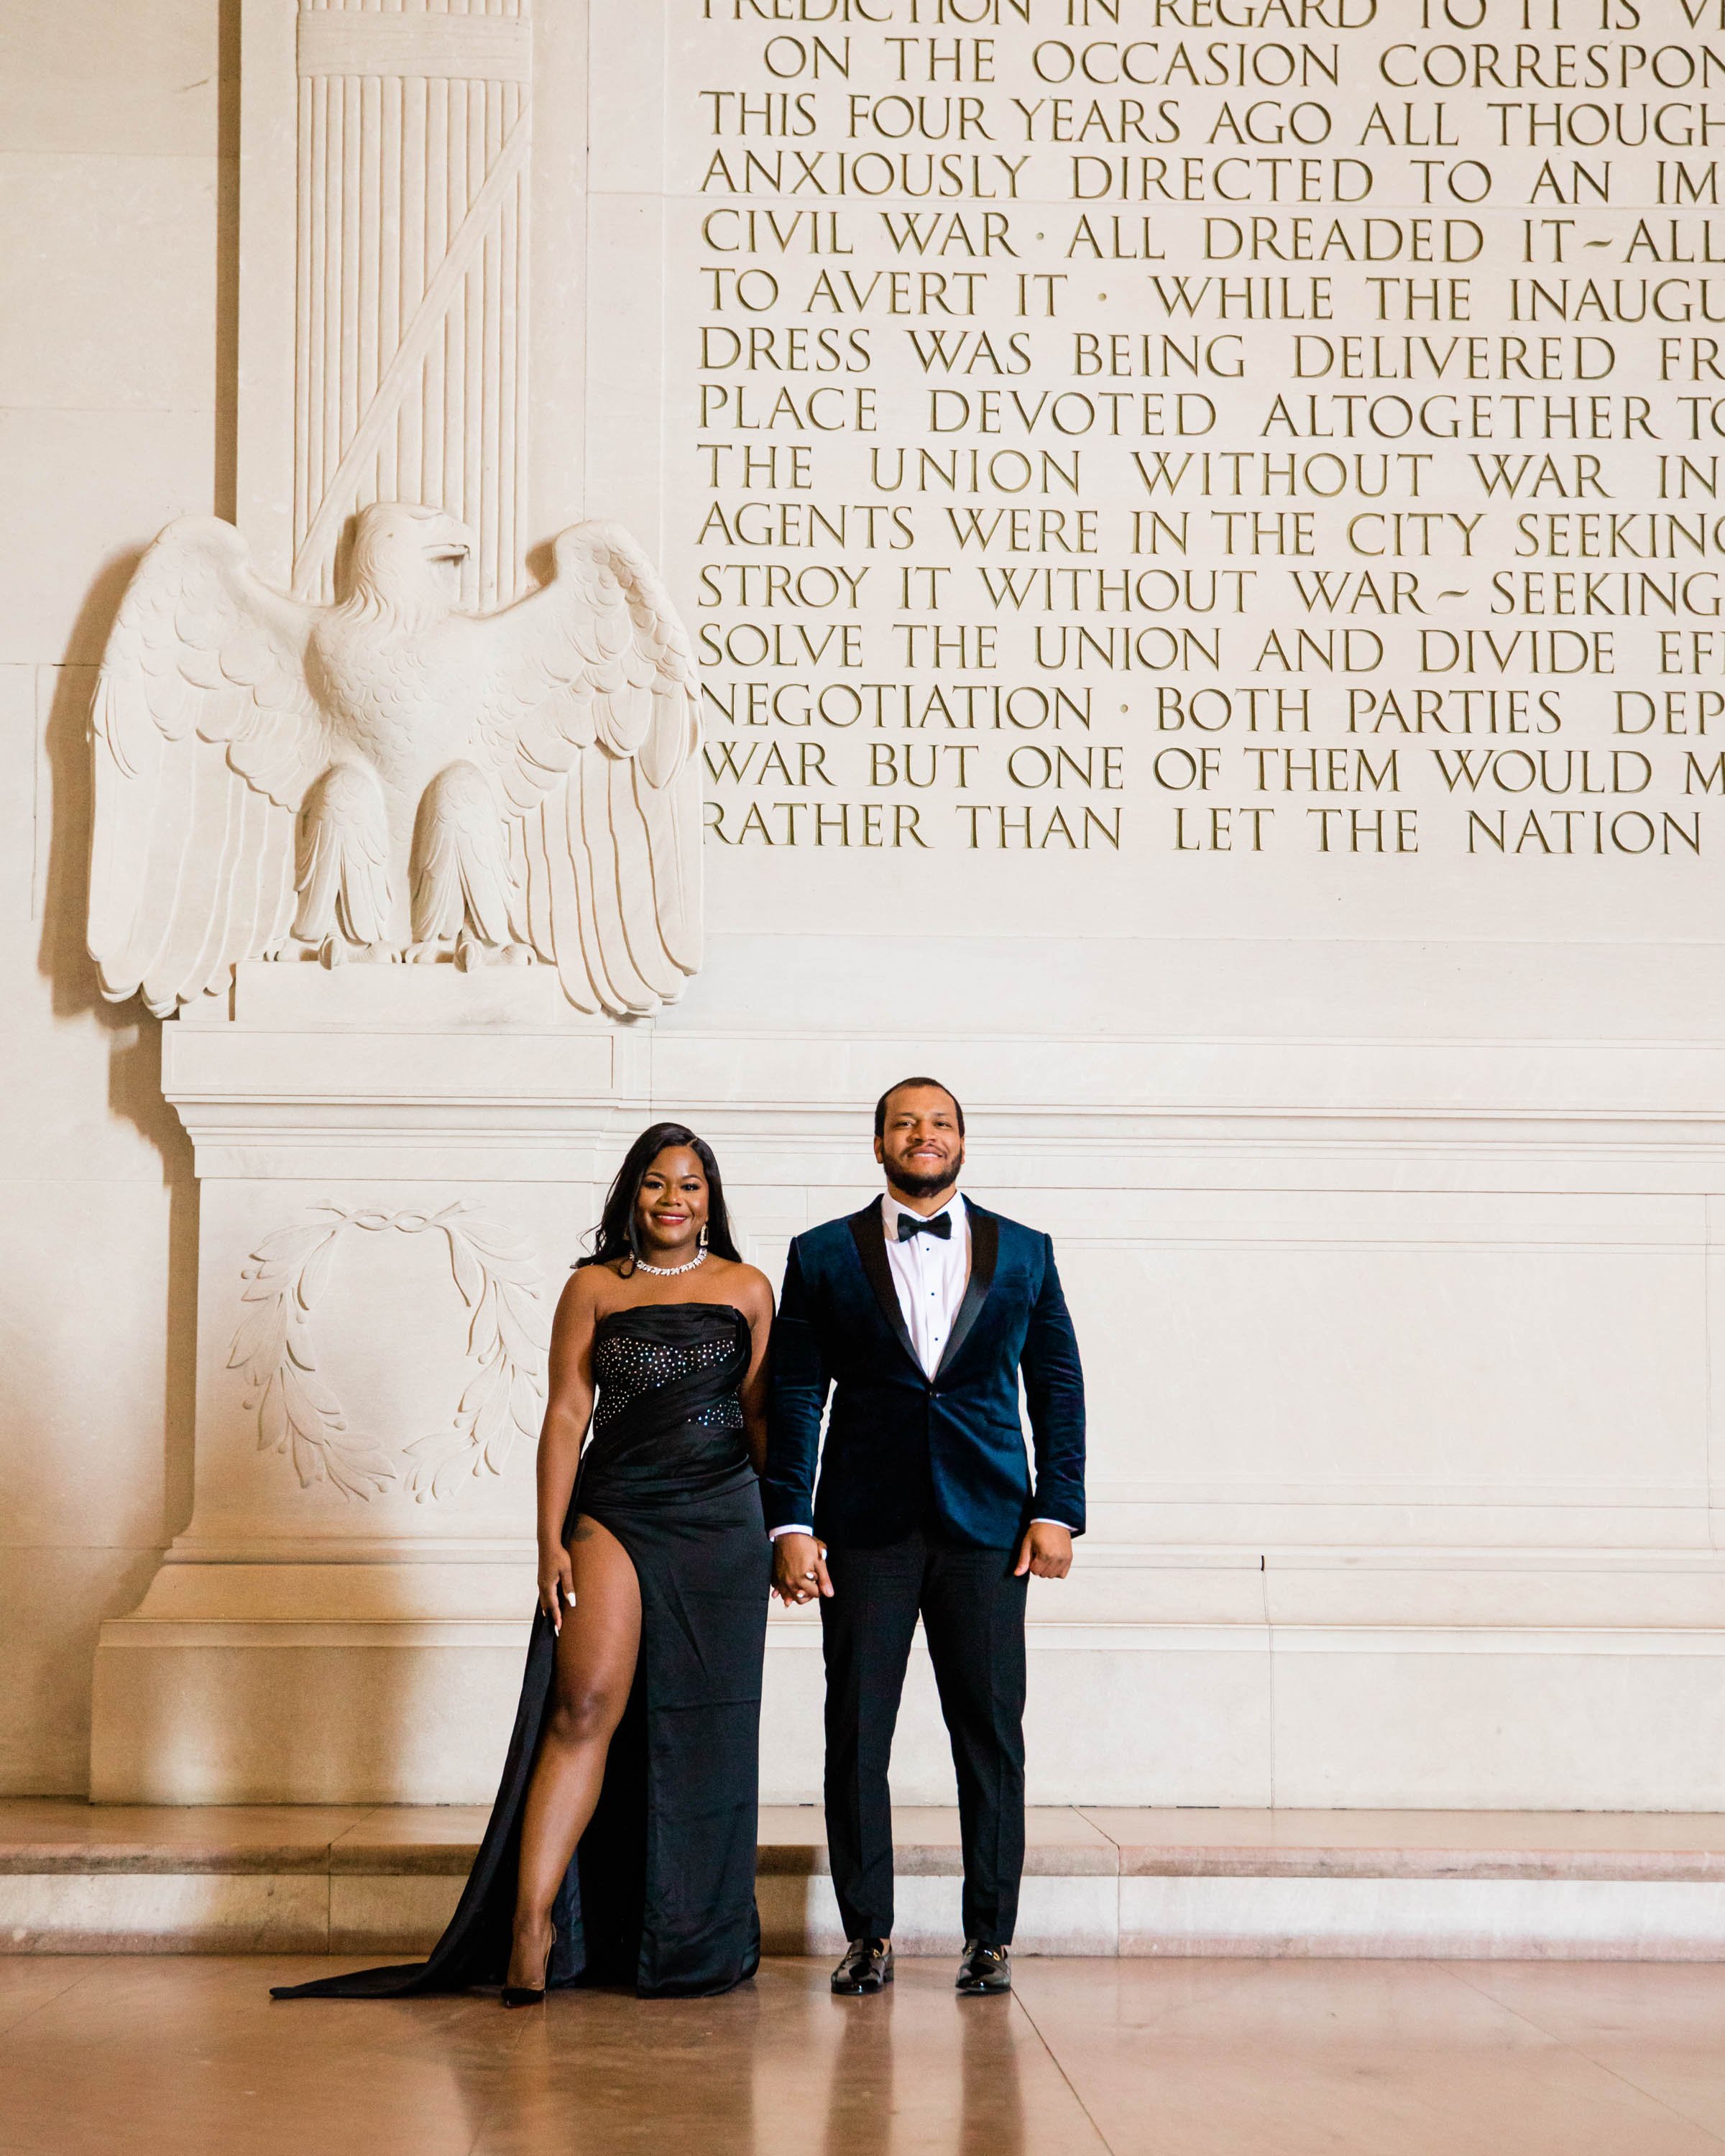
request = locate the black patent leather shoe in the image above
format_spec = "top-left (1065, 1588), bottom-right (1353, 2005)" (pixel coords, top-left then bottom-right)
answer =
top-left (956, 1940), bottom-right (1011, 1995)
top-left (831, 1938), bottom-right (893, 1994)
top-left (502, 1922), bottom-right (556, 2007)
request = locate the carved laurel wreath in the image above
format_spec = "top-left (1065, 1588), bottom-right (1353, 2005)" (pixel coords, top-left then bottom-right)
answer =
top-left (229, 1202), bottom-right (548, 1503)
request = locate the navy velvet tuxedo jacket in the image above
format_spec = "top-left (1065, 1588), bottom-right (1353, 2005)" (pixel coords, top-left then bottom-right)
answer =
top-left (763, 1197), bottom-right (1087, 1551)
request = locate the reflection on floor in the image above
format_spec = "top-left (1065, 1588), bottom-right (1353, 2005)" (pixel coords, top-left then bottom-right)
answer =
top-left (4, 1953), bottom-right (1725, 2155)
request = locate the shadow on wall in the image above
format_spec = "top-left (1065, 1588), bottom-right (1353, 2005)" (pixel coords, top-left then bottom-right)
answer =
top-left (27, 1), bottom-right (242, 1568)
top-left (32, 568), bottom-right (201, 1560)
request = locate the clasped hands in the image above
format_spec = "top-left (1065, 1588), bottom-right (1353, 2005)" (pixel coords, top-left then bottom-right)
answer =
top-left (770, 1534), bottom-right (832, 1606)
top-left (770, 1521), bottom-right (1073, 1606)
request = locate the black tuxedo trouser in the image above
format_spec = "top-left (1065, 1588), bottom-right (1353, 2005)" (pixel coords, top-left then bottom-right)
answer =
top-left (819, 1531), bottom-right (1028, 1947)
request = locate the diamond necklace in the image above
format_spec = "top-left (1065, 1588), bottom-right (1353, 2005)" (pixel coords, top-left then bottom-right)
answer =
top-left (635, 1248), bottom-right (708, 1278)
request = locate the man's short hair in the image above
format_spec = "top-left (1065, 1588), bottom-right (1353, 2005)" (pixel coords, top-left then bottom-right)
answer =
top-left (874, 1077), bottom-right (966, 1141)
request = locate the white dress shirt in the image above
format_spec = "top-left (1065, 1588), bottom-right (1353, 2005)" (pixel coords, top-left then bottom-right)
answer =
top-left (770, 1192), bottom-right (1066, 1540)
top-left (883, 1191), bottom-right (969, 1376)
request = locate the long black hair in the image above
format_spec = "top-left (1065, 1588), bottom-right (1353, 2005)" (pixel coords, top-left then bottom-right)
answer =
top-left (576, 1122), bottom-right (742, 1273)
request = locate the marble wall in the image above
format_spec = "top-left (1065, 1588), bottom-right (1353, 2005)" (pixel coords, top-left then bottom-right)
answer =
top-left (0, 0), bottom-right (233, 1790)
top-left (14, 0), bottom-right (1725, 1810)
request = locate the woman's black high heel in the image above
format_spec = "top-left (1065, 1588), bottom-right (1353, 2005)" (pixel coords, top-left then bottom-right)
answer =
top-left (502, 1922), bottom-right (556, 2007)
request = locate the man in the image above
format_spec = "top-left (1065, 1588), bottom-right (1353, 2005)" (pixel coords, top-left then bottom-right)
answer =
top-left (763, 1078), bottom-right (1085, 1997)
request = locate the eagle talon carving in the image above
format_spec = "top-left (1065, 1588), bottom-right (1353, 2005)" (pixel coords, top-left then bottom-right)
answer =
top-left (88, 503), bottom-right (702, 1018)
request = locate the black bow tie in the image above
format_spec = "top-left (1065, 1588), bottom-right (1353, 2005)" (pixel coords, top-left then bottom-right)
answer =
top-left (898, 1211), bottom-right (952, 1243)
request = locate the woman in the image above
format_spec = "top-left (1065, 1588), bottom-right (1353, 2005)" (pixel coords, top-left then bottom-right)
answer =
top-left (273, 1124), bottom-right (776, 2003)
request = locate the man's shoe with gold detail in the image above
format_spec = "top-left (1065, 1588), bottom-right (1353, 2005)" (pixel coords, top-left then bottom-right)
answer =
top-left (956, 1940), bottom-right (1011, 1995)
top-left (831, 1938), bottom-right (893, 1994)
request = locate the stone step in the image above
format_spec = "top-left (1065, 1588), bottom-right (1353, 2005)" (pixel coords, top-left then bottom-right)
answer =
top-left (9, 1802), bottom-right (1725, 1960)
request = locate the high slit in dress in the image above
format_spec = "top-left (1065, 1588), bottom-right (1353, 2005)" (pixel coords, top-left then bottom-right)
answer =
top-left (272, 1301), bottom-right (770, 2001)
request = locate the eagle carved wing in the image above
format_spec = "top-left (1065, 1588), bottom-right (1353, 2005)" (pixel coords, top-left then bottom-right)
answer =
top-left (462, 520), bottom-right (702, 1015)
top-left (88, 519), bottom-right (334, 1015)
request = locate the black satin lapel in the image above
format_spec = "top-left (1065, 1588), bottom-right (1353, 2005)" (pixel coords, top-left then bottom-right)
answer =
top-left (936, 1202), bottom-right (998, 1379)
top-left (847, 1204), bottom-right (919, 1371)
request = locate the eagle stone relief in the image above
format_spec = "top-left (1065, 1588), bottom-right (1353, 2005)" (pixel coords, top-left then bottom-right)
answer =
top-left (87, 504), bottom-right (703, 1018)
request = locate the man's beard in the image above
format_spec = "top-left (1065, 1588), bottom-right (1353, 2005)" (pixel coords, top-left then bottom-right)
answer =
top-left (890, 1151), bottom-right (963, 1201)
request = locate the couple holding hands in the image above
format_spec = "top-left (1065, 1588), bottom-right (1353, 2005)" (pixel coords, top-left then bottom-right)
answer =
top-left (276, 1077), bottom-right (1086, 2008)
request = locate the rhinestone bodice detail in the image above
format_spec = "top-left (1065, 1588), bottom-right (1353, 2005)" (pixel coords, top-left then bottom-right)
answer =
top-left (576, 1302), bottom-right (753, 1509)
top-left (593, 1323), bottom-right (746, 1434)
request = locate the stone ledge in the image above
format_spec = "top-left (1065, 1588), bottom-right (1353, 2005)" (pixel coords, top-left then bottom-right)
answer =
top-left (12, 1804), bottom-right (1725, 1959)
top-left (1078, 1807), bottom-right (1725, 1883)
top-left (0, 1802), bottom-right (377, 1877)
top-left (14, 1801), bottom-right (1725, 1881)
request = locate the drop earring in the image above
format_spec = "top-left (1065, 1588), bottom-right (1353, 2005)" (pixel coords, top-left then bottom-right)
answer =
top-left (699, 1225), bottom-right (709, 1250)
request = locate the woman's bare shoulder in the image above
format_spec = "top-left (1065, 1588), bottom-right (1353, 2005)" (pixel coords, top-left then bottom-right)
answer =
top-left (556, 1261), bottom-right (622, 1322)
top-left (717, 1261), bottom-right (776, 1322)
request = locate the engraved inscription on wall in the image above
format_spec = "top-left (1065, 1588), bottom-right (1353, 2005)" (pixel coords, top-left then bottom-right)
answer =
top-left (676, 0), bottom-right (1725, 871)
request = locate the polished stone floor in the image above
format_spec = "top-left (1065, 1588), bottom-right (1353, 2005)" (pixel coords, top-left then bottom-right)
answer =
top-left (5, 1953), bottom-right (1725, 2154)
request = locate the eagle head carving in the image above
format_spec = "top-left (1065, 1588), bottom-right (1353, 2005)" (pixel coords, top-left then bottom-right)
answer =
top-left (344, 504), bottom-right (477, 625)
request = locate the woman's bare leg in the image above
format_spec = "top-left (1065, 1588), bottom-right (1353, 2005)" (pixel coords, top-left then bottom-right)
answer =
top-left (507, 1516), bottom-right (642, 1988)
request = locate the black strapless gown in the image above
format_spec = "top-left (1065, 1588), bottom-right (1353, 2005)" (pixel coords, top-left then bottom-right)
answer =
top-left (272, 1302), bottom-right (770, 2001)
